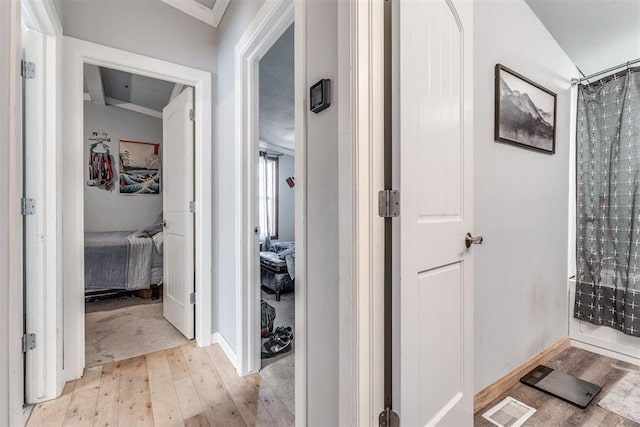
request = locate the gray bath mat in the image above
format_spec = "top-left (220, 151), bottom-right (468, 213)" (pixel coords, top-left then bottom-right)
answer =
top-left (598, 370), bottom-right (640, 423)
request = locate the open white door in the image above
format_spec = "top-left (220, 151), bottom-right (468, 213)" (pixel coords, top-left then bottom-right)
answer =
top-left (162, 86), bottom-right (195, 339)
top-left (398, 0), bottom-right (474, 425)
top-left (23, 27), bottom-right (46, 405)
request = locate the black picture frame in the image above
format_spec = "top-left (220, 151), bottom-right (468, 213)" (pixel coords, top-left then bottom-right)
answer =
top-left (495, 64), bottom-right (557, 154)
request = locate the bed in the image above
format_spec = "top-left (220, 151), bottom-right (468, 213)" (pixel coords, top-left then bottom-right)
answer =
top-left (84, 229), bottom-right (163, 291)
top-left (260, 241), bottom-right (294, 300)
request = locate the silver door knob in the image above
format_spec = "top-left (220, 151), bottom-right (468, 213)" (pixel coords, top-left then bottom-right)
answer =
top-left (465, 232), bottom-right (483, 248)
top-left (162, 220), bottom-right (167, 228)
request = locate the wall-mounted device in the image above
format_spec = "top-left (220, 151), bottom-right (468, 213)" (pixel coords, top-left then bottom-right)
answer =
top-left (310, 79), bottom-right (331, 113)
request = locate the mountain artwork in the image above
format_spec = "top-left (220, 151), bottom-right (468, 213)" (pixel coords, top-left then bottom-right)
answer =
top-left (495, 65), bottom-right (556, 153)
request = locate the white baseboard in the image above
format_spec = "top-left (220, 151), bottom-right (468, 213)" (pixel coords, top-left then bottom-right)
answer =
top-left (211, 332), bottom-right (239, 373)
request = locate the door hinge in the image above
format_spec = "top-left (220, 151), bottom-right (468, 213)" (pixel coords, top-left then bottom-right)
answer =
top-left (189, 201), bottom-right (196, 213)
top-left (22, 333), bottom-right (36, 353)
top-left (189, 109), bottom-right (194, 121)
top-left (378, 190), bottom-right (400, 218)
top-left (21, 198), bottom-right (36, 215)
top-left (189, 292), bottom-right (196, 304)
top-left (379, 407), bottom-right (399, 427)
top-left (21, 60), bottom-right (36, 79)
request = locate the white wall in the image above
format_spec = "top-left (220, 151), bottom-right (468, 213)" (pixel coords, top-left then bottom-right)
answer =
top-left (276, 154), bottom-right (295, 242)
top-left (61, 0), bottom-right (216, 74)
top-left (304, 0), bottom-right (340, 423)
top-left (473, 0), bottom-right (578, 393)
top-left (215, 0), bottom-right (265, 351)
top-left (83, 103), bottom-right (163, 232)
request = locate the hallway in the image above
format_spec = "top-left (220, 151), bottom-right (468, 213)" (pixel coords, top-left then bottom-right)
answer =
top-left (27, 343), bottom-right (294, 426)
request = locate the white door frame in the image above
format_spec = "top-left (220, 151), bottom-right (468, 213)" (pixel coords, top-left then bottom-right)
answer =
top-left (346, 0), bottom-right (386, 425)
top-left (234, 0), bottom-right (294, 376)
top-left (3, 0), bottom-right (23, 424)
top-left (62, 37), bottom-right (213, 381)
top-left (21, 0), bottom-right (64, 404)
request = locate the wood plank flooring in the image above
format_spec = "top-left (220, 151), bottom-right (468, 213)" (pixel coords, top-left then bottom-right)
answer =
top-left (474, 346), bottom-right (640, 426)
top-left (27, 342), bottom-right (294, 427)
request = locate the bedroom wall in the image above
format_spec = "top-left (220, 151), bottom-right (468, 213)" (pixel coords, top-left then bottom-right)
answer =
top-left (473, 0), bottom-right (578, 393)
top-left (215, 0), bottom-right (265, 351)
top-left (276, 154), bottom-right (295, 242)
top-left (83, 103), bottom-right (163, 232)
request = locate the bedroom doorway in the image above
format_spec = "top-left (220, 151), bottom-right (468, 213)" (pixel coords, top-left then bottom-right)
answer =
top-left (253, 18), bottom-right (296, 413)
top-left (255, 22), bottom-right (296, 413)
top-left (62, 37), bottom-right (213, 381)
top-left (82, 65), bottom-right (193, 367)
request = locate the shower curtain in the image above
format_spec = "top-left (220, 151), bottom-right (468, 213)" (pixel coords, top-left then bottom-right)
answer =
top-left (575, 68), bottom-right (640, 337)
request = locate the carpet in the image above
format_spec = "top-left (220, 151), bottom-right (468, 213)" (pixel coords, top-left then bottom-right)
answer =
top-left (85, 303), bottom-right (190, 367)
top-left (260, 352), bottom-right (295, 413)
top-left (260, 290), bottom-right (295, 413)
top-left (598, 370), bottom-right (640, 423)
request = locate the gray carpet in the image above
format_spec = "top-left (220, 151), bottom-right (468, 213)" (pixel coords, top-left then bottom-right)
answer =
top-left (85, 303), bottom-right (190, 367)
top-left (260, 352), bottom-right (295, 413)
top-left (260, 290), bottom-right (295, 413)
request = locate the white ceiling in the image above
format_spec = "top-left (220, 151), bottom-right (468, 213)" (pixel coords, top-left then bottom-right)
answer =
top-left (194, 0), bottom-right (215, 8)
top-left (259, 24), bottom-right (295, 153)
top-left (525, 0), bottom-right (640, 76)
top-left (160, 0), bottom-right (229, 28)
top-left (83, 64), bottom-right (176, 114)
top-left (100, 67), bottom-right (175, 111)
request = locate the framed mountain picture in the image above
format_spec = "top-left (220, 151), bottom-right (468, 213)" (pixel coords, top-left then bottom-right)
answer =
top-left (495, 64), bottom-right (557, 154)
top-left (119, 140), bottom-right (161, 194)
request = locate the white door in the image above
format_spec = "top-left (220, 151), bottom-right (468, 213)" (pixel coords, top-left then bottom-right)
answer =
top-left (23, 27), bottom-right (46, 405)
top-left (399, 0), bottom-right (474, 425)
top-left (162, 87), bottom-right (195, 339)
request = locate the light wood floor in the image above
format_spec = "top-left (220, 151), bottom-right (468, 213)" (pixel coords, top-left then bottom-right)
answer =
top-left (27, 342), bottom-right (294, 427)
top-left (474, 346), bottom-right (640, 426)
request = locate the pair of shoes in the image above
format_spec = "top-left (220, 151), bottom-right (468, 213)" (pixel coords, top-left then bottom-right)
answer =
top-left (274, 326), bottom-right (293, 340)
top-left (261, 332), bottom-right (292, 359)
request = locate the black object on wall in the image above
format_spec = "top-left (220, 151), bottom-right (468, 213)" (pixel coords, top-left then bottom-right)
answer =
top-left (310, 79), bottom-right (331, 113)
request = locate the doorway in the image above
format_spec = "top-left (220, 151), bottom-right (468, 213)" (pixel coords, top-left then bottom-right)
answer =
top-left (81, 65), bottom-right (194, 367)
top-left (63, 38), bottom-right (213, 381)
top-left (256, 22), bottom-right (296, 413)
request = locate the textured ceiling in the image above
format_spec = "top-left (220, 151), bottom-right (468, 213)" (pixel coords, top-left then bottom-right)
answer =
top-left (259, 24), bottom-right (295, 152)
top-left (525, 0), bottom-right (640, 76)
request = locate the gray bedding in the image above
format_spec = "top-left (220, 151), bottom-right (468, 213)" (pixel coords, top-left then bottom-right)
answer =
top-left (260, 241), bottom-right (295, 279)
top-left (85, 231), bottom-right (162, 290)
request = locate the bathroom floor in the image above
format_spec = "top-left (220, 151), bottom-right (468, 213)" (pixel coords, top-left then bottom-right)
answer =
top-left (474, 346), bottom-right (640, 426)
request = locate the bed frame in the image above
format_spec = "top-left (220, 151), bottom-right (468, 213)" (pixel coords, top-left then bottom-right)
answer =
top-left (260, 263), bottom-right (294, 301)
